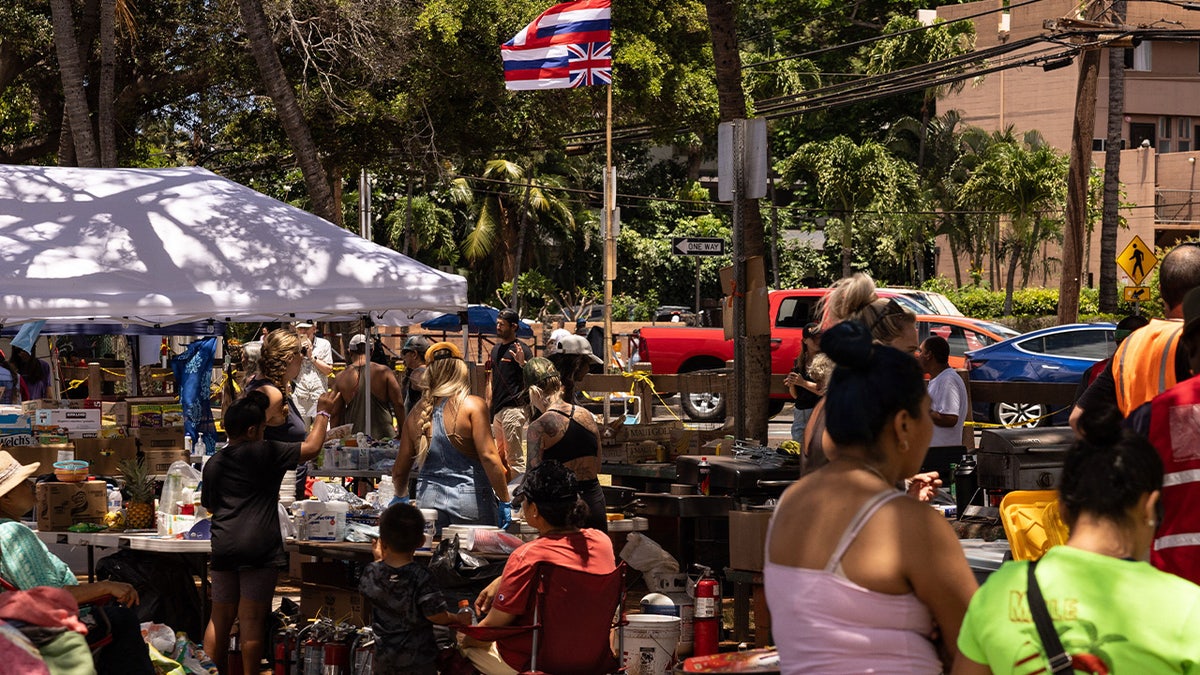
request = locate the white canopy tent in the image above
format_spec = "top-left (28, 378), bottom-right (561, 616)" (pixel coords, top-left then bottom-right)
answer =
top-left (0, 164), bottom-right (466, 327)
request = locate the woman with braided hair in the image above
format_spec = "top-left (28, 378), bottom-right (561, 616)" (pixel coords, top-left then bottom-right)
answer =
top-left (244, 329), bottom-right (310, 494)
top-left (392, 342), bottom-right (510, 528)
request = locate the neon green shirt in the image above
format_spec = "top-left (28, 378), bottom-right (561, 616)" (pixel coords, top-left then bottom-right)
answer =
top-left (958, 545), bottom-right (1200, 674)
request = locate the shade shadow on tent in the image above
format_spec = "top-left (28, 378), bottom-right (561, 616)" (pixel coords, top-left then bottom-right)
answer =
top-left (421, 305), bottom-right (533, 337)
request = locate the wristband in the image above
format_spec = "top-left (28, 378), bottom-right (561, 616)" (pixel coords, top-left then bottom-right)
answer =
top-left (315, 411), bottom-right (331, 422)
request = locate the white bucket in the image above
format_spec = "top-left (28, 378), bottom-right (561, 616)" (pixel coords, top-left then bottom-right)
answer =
top-left (622, 614), bottom-right (680, 675)
top-left (419, 508), bottom-right (438, 550)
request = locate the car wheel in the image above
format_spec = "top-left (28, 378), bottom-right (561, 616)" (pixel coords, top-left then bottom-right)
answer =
top-left (682, 390), bottom-right (725, 422)
top-left (993, 401), bottom-right (1045, 428)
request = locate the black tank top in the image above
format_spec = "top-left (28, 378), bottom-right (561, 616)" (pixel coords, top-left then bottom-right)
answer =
top-left (542, 405), bottom-right (599, 463)
top-left (247, 378), bottom-right (306, 442)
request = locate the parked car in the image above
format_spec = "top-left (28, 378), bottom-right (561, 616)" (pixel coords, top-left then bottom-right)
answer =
top-left (965, 323), bottom-right (1117, 427)
top-left (917, 315), bottom-right (1020, 369)
top-left (884, 288), bottom-right (964, 316)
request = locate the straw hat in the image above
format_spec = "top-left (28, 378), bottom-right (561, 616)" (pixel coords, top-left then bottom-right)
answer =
top-left (0, 451), bottom-right (40, 500)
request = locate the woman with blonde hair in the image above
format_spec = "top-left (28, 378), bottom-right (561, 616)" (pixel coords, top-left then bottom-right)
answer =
top-left (245, 329), bottom-right (308, 493)
top-left (392, 342), bottom-right (510, 528)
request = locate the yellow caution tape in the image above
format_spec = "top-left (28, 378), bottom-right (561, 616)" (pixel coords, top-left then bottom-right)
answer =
top-left (965, 405), bottom-right (1071, 429)
top-left (621, 370), bottom-right (683, 424)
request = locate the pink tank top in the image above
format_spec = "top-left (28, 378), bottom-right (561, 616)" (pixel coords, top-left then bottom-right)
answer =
top-left (763, 490), bottom-right (941, 674)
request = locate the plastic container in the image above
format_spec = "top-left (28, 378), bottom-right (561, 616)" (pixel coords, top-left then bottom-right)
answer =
top-left (621, 614), bottom-right (680, 675)
top-left (999, 489), bottom-right (1069, 561)
top-left (297, 500), bottom-right (349, 541)
top-left (419, 508), bottom-right (438, 551)
top-left (376, 476), bottom-right (395, 504)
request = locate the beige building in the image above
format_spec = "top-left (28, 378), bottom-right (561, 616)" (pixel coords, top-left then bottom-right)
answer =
top-left (932, 0), bottom-right (1200, 289)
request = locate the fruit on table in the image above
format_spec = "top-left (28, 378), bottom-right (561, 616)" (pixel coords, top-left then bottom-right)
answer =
top-left (119, 458), bottom-right (156, 530)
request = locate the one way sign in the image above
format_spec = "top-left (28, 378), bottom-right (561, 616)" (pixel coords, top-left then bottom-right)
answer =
top-left (672, 237), bottom-right (726, 256)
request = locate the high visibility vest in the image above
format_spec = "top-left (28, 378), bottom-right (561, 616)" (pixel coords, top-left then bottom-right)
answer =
top-left (1112, 319), bottom-right (1184, 416)
top-left (1148, 376), bottom-right (1200, 585)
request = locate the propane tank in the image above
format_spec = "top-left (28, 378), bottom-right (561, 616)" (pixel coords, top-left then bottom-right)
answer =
top-left (692, 565), bottom-right (720, 657)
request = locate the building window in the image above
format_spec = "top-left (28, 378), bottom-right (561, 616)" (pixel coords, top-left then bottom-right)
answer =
top-left (1125, 41), bottom-right (1152, 71)
top-left (1180, 118), bottom-right (1193, 139)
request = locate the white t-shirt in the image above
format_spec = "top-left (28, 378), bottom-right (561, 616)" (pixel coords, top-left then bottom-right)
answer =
top-left (928, 367), bottom-right (968, 447)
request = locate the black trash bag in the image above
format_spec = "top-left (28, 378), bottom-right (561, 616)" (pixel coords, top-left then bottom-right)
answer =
top-left (427, 536), bottom-right (505, 590)
top-left (95, 549), bottom-right (203, 640)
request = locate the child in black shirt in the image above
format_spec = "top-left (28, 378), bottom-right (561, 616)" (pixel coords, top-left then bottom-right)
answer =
top-left (359, 503), bottom-right (468, 674)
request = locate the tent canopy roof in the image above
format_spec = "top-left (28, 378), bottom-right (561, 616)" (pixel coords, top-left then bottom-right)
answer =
top-left (0, 165), bottom-right (466, 327)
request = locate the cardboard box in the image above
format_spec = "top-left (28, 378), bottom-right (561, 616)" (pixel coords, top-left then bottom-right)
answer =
top-left (10, 445), bottom-right (69, 471)
top-left (73, 438), bottom-right (137, 475)
top-left (728, 509), bottom-right (773, 572)
top-left (301, 562), bottom-right (356, 588)
top-left (599, 441), bottom-right (661, 464)
top-left (300, 583), bottom-right (368, 625)
top-left (101, 402), bottom-right (129, 427)
top-left (36, 480), bottom-right (107, 531)
top-left (160, 404), bottom-right (183, 428)
top-left (0, 412), bottom-right (32, 436)
top-left (21, 399), bottom-right (75, 412)
top-left (142, 448), bottom-right (190, 474)
top-left (0, 434), bottom-right (36, 448)
top-left (34, 409), bottom-right (100, 432)
top-left (135, 427), bottom-right (184, 449)
top-left (130, 405), bottom-right (161, 428)
top-left (602, 421), bottom-right (679, 447)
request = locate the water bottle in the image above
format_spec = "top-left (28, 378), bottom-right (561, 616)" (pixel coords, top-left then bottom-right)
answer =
top-left (107, 488), bottom-right (123, 514)
top-left (456, 599), bottom-right (476, 625)
top-left (376, 476), bottom-right (395, 505)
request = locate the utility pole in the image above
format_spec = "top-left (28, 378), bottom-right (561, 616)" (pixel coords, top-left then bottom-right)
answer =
top-left (1059, 2), bottom-right (1105, 324)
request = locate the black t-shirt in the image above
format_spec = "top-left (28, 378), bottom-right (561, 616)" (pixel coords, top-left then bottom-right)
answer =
top-left (358, 561), bottom-right (448, 669)
top-left (791, 349), bottom-right (820, 410)
top-left (490, 339), bottom-right (533, 416)
top-left (202, 439), bottom-right (300, 571)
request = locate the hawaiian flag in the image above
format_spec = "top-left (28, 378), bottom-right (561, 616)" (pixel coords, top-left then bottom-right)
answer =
top-left (502, 0), bottom-right (612, 91)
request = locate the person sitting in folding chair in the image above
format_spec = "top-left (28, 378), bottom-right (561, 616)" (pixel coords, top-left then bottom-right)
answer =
top-left (460, 460), bottom-right (620, 675)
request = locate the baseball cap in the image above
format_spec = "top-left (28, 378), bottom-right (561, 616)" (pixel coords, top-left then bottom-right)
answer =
top-left (523, 357), bottom-right (559, 388)
top-left (401, 335), bottom-right (431, 356)
top-left (348, 334), bottom-right (368, 352)
top-left (550, 335), bottom-right (603, 365)
top-left (425, 341), bottom-right (463, 362)
top-left (294, 321), bottom-right (314, 329)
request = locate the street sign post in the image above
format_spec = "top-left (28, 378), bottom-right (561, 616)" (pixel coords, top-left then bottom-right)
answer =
top-left (672, 237), bottom-right (726, 256)
top-left (1117, 235), bottom-right (1157, 286)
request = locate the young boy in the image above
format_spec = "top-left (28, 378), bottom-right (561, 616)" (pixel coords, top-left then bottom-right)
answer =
top-left (358, 502), bottom-right (468, 674)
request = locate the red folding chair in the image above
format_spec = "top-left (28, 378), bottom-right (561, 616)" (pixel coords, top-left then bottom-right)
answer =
top-left (457, 561), bottom-right (628, 675)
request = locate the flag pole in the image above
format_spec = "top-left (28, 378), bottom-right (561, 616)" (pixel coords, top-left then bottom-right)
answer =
top-left (603, 82), bottom-right (615, 374)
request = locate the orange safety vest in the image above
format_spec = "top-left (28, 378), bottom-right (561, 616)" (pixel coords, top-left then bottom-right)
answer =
top-left (1112, 319), bottom-right (1184, 416)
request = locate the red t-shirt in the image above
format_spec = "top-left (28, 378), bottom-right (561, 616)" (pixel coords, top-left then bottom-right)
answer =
top-left (492, 529), bottom-right (616, 669)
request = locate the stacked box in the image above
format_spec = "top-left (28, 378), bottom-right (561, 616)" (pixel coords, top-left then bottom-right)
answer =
top-left (36, 480), bottom-right (107, 531)
top-left (73, 438), bottom-right (138, 475)
top-left (143, 448), bottom-right (190, 474)
top-left (130, 405), bottom-right (162, 428)
top-left (160, 404), bottom-right (184, 428)
top-left (100, 402), bottom-right (129, 427)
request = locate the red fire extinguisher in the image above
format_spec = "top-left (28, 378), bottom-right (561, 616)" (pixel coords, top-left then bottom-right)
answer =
top-left (274, 628), bottom-right (296, 675)
top-left (692, 565), bottom-right (720, 656)
top-left (322, 639), bottom-right (350, 675)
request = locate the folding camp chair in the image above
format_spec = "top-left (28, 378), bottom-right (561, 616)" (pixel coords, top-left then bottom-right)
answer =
top-left (0, 574), bottom-right (114, 653)
top-left (457, 561), bottom-right (628, 675)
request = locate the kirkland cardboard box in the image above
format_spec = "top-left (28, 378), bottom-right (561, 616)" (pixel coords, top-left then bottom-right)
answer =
top-left (728, 509), bottom-right (773, 572)
top-left (36, 480), bottom-right (107, 531)
top-left (34, 409), bottom-right (100, 434)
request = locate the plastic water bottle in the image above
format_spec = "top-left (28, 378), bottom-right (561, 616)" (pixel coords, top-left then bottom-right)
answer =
top-left (107, 488), bottom-right (123, 514)
top-left (377, 476), bottom-right (395, 505)
top-left (456, 599), bottom-right (476, 625)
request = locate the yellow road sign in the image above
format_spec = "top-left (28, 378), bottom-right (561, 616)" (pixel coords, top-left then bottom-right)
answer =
top-left (1124, 286), bottom-right (1151, 303)
top-left (1117, 235), bottom-right (1157, 285)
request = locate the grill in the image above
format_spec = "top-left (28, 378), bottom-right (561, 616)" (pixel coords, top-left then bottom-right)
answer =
top-left (976, 427), bottom-right (1075, 492)
top-left (675, 454), bottom-right (800, 500)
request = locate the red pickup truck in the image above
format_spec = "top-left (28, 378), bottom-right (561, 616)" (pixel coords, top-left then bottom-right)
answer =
top-left (637, 288), bottom-right (966, 421)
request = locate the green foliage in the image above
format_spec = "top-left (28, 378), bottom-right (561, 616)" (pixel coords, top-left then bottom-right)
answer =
top-left (612, 293), bottom-right (658, 322)
top-left (945, 286), bottom-right (1005, 319)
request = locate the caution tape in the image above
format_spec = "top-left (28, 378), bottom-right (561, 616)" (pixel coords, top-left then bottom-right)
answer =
top-left (965, 404), bottom-right (1072, 429)
top-left (621, 370), bottom-right (684, 424)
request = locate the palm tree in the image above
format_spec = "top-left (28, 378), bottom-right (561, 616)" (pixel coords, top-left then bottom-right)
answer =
top-left (959, 134), bottom-right (1069, 315)
top-left (234, 0), bottom-right (341, 226)
top-left (49, 0), bottom-right (98, 167)
top-left (458, 159), bottom-right (575, 296)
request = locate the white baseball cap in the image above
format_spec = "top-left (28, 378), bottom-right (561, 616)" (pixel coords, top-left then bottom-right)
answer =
top-left (550, 335), bottom-right (603, 365)
top-left (348, 334), bottom-right (368, 351)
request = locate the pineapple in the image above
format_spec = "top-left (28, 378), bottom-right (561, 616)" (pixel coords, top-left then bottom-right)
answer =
top-left (119, 458), bottom-right (156, 530)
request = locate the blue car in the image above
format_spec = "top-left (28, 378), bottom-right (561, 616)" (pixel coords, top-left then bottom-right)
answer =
top-left (965, 322), bottom-right (1116, 427)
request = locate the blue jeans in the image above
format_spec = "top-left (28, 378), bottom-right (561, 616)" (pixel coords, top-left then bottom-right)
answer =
top-left (791, 405), bottom-right (814, 443)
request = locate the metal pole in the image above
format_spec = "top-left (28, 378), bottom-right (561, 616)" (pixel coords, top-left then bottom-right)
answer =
top-left (732, 120), bottom-right (746, 441)
top-left (695, 257), bottom-right (702, 316)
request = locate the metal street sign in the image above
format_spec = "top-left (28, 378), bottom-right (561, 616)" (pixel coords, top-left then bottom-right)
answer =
top-left (1124, 286), bottom-right (1151, 303)
top-left (672, 237), bottom-right (726, 256)
top-left (1117, 235), bottom-right (1157, 285)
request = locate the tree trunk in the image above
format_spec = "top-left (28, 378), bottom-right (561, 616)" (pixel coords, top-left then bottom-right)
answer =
top-left (97, 0), bottom-right (116, 166)
top-left (1004, 240), bottom-right (1022, 316)
top-left (50, 0), bottom-right (99, 167)
top-left (511, 181), bottom-right (534, 312)
top-left (950, 236), bottom-right (962, 286)
top-left (234, 0), bottom-right (341, 226)
top-left (704, 0), bottom-right (769, 443)
top-left (1100, 3), bottom-right (1127, 313)
top-left (1060, 25), bottom-right (1102, 324)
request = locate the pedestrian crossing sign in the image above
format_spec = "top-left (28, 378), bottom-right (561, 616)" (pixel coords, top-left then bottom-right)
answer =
top-left (1117, 235), bottom-right (1156, 286)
